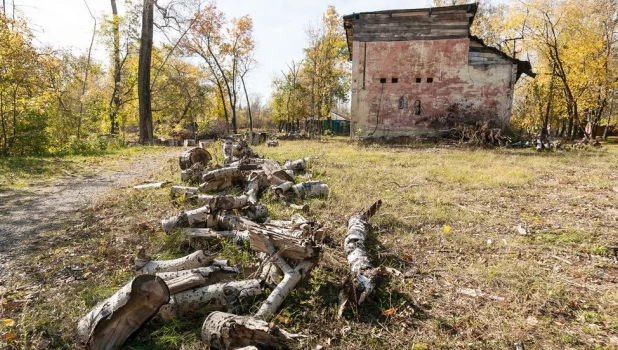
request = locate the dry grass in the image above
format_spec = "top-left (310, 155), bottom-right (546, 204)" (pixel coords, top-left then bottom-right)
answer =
top-left (1, 138), bottom-right (618, 349)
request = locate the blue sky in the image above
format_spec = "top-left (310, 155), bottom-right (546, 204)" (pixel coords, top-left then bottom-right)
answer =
top-left (13, 0), bottom-right (460, 100)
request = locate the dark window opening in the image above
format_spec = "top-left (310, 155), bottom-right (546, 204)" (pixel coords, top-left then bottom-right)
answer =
top-left (415, 78), bottom-right (422, 83)
top-left (414, 100), bottom-right (421, 115)
top-left (427, 78), bottom-right (434, 83)
top-left (380, 78), bottom-right (386, 84)
top-left (392, 78), bottom-right (398, 84)
top-left (398, 96), bottom-right (405, 109)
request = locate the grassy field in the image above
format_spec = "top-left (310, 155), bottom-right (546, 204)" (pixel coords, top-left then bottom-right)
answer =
top-left (1, 138), bottom-right (618, 349)
top-left (0, 146), bottom-right (173, 189)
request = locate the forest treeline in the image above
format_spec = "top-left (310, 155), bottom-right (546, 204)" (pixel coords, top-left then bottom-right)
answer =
top-left (0, 0), bottom-right (617, 157)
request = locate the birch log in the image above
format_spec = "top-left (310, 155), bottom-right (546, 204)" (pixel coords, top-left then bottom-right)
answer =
top-left (170, 185), bottom-right (199, 196)
top-left (339, 200), bottom-right (383, 317)
top-left (254, 260), bottom-right (313, 321)
top-left (243, 204), bottom-right (269, 221)
top-left (158, 280), bottom-right (262, 321)
top-left (283, 157), bottom-right (310, 171)
top-left (137, 249), bottom-right (214, 274)
top-left (253, 232), bottom-right (314, 321)
top-left (77, 275), bottom-right (169, 350)
top-left (183, 228), bottom-right (249, 243)
top-left (165, 273), bottom-right (206, 295)
top-left (202, 167), bottom-right (242, 183)
top-left (157, 265), bottom-right (240, 286)
top-left (223, 139), bottom-right (234, 165)
top-left (209, 195), bottom-right (249, 211)
top-left (246, 223), bottom-right (319, 260)
top-left (161, 206), bottom-right (211, 232)
top-left (201, 312), bottom-right (299, 350)
top-left (272, 181), bottom-right (294, 196)
top-left (292, 181), bottom-right (329, 199)
top-left (133, 181), bottom-right (170, 190)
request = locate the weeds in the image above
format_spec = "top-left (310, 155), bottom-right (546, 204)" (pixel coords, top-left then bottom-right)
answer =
top-left (2, 138), bottom-right (618, 349)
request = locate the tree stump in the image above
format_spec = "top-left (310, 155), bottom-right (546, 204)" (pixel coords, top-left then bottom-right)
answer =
top-left (179, 147), bottom-right (212, 170)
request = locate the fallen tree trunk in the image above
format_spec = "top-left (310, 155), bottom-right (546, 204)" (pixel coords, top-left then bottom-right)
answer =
top-left (77, 275), bottom-right (170, 350)
top-left (202, 312), bottom-right (299, 350)
top-left (254, 260), bottom-right (313, 321)
top-left (137, 249), bottom-right (214, 274)
top-left (158, 279), bottom-right (262, 321)
top-left (339, 199), bottom-right (383, 317)
top-left (292, 181), bottom-right (329, 199)
top-left (161, 206), bottom-right (211, 232)
top-left (179, 147), bottom-right (212, 170)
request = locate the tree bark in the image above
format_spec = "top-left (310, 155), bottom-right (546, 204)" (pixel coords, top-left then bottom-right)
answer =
top-left (292, 181), bottom-right (329, 199)
top-left (183, 228), bottom-right (249, 244)
top-left (240, 73), bottom-right (253, 131)
top-left (254, 260), bottom-right (313, 321)
top-left (201, 312), bottom-right (299, 350)
top-left (161, 206), bottom-right (212, 232)
top-left (137, 249), bottom-right (214, 274)
top-left (77, 275), bottom-right (170, 350)
top-left (79, 0), bottom-right (97, 141)
top-left (164, 273), bottom-right (206, 295)
top-left (156, 264), bottom-right (240, 286)
top-left (209, 195), bottom-right (249, 211)
top-left (158, 279), bottom-right (261, 320)
top-left (138, 0), bottom-right (154, 143)
top-left (109, 0), bottom-right (121, 134)
top-left (339, 200), bottom-right (383, 317)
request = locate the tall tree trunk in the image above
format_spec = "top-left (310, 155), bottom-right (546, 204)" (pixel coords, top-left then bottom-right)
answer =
top-left (542, 65), bottom-right (556, 138)
top-left (109, 0), bottom-right (121, 134)
top-left (240, 74), bottom-right (252, 131)
top-left (138, 0), bottom-right (154, 144)
top-left (604, 104), bottom-right (613, 141)
top-left (79, 0), bottom-right (97, 141)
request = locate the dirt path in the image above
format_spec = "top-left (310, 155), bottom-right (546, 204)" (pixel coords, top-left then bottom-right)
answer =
top-left (0, 149), bottom-right (178, 264)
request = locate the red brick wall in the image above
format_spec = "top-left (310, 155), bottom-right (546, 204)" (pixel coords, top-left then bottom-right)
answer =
top-left (350, 39), bottom-right (517, 137)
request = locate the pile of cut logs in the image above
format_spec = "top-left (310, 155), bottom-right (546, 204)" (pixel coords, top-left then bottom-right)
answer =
top-left (77, 136), bottom-right (382, 350)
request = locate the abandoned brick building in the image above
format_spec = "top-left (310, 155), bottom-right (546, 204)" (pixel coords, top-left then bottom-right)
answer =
top-left (343, 3), bottom-right (535, 138)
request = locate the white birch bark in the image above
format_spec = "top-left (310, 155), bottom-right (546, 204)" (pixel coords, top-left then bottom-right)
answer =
top-left (77, 275), bottom-right (169, 349)
top-left (158, 280), bottom-right (261, 321)
top-left (201, 312), bottom-right (299, 350)
top-left (161, 206), bottom-right (211, 232)
top-left (138, 250), bottom-right (214, 274)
